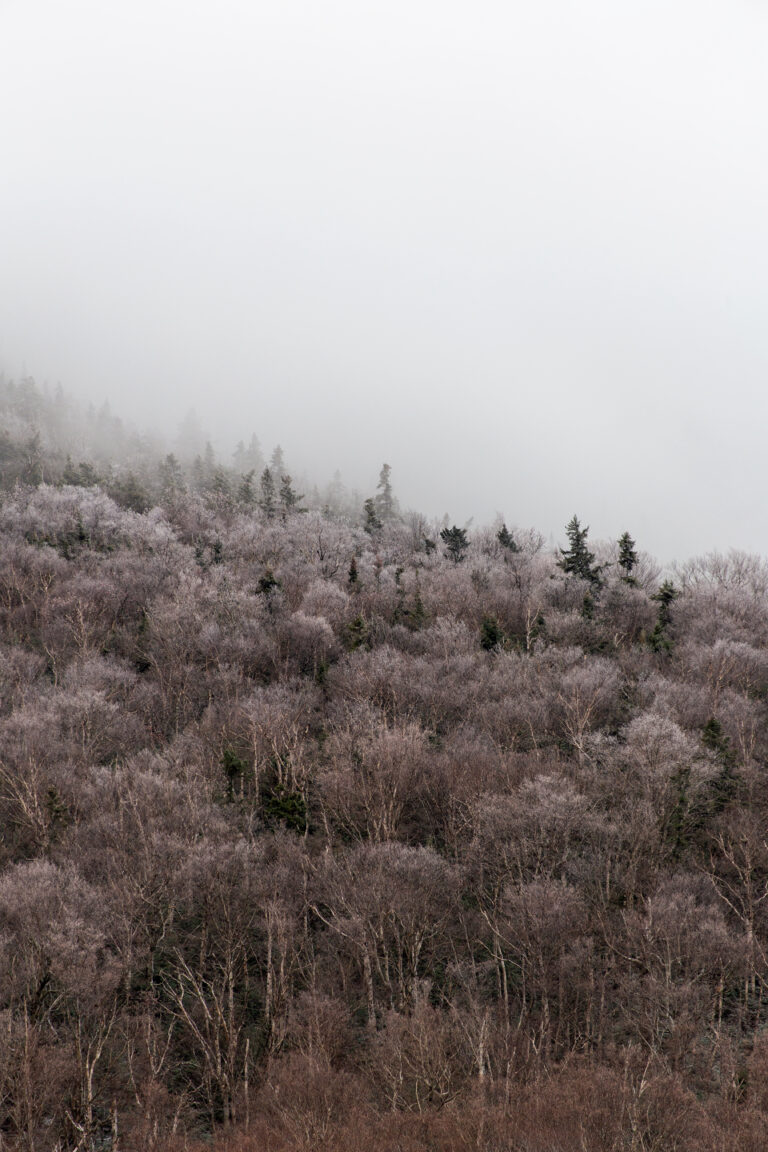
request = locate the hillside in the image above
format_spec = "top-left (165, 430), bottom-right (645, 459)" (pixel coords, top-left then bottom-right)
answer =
top-left (2, 385), bottom-right (768, 1150)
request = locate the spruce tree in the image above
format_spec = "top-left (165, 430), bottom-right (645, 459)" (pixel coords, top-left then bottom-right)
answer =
top-left (649, 579), bottom-right (679, 652)
top-left (617, 531), bottom-right (638, 583)
top-left (270, 445), bottom-right (286, 481)
top-left (497, 523), bottom-right (519, 552)
top-left (259, 467), bottom-right (276, 519)
top-left (363, 498), bottom-right (382, 535)
top-left (238, 470), bottom-right (256, 506)
top-left (348, 557), bottom-right (359, 587)
top-left (374, 463), bottom-right (395, 521)
top-left (159, 453), bottom-right (184, 497)
top-left (279, 474), bottom-right (304, 516)
top-left (440, 525), bottom-right (469, 563)
top-left (558, 516), bottom-right (601, 586)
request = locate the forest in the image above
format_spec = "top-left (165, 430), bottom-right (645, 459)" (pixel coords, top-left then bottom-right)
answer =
top-left (3, 376), bottom-right (768, 1150)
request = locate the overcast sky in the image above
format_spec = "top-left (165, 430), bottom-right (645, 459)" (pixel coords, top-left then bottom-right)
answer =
top-left (2, 0), bottom-right (768, 562)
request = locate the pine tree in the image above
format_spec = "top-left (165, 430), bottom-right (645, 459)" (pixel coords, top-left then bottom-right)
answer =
top-left (111, 471), bottom-right (150, 513)
top-left (497, 523), bottom-right (519, 552)
top-left (374, 463), bottom-right (395, 521)
top-left (440, 525), bottom-right (469, 563)
top-left (210, 468), bottom-right (231, 500)
top-left (649, 579), bottom-right (679, 653)
top-left (617, 531), bottom-right (638, 583)
top-left (238, 470), bottom-right (256, 506)
top-left (480, 616), bottom-right (504, 651)
top-left (259, 467), bottom-right (276, 519)
top-left (558, 516), bottom-right (602, 586)
top-left (270, 445), bottom-right (286, 481)
top-left (279, 474), bottom-right (304, 516)
top-left (158, 453), bottom-right (185, 497)
top-left (363, 498), bottom-right (382, 535)
top-left (62, 455), bottom-right (79, 485)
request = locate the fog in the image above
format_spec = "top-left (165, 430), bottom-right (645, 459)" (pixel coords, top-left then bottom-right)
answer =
top-left (2, 0), bottom-right (768, 562)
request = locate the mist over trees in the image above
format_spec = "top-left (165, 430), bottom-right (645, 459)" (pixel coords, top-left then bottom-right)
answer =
top-left (3, 377), bottom-right (768, 1150)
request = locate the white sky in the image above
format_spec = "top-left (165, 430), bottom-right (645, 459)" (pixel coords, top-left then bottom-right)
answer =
top-left (2, 0), bottom-right (768, 562)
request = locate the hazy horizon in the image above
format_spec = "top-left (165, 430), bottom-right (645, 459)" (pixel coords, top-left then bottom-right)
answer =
top-left (3, 0), bottom-right (768, 564)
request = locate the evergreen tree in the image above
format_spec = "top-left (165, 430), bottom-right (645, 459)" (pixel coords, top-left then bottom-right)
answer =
top-left (374, 463), bottom-right (395, 521)
top-left (210, 468), bottom-right (231, 500)
top-left (238, 470), bottom-right (256, 506)
top-left (649, 579), bottom-right (679, 653)
top-left (203, 441), bottom-right (216, 481)
top-left (406, 583), bottom-right (427, 631)
top-left (279, 474), bottom-right (304, 516)
top-left (259, 467), bottom-right (277, 518)
top-left (62, 457), bottom-right (98, 487)
top-left (158, 453), bottom-right (185, 497)
top-left (558, 516), bottom-right (602, 586)
top-left (62, 455), bottom-right (79, 485)
top-left (440, 525), bottom-right (469, 563)
top-left (270, 445), bottom-right (286, 482)
top-left (617, 531), bottom-right (638, 583)
top-left (497, 523), bottom-right (519, 552)
top-left (363, 497), bottom-right (382, 535)
top-left (480, 615), bottom-right (504, 651)
top-left (110, 471), bottom-right (151, 513)
top-left (345, 614), bottom-right (370, 650)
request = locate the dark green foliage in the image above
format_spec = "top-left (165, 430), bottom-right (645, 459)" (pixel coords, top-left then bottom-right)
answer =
top-left (497, 523), bottom-right (519, 552)
top-left (480, 615), bottom-right (504, 651)
top-left (617, 531), bottom-right (638, 583)
top-left (257, 567), bottom-right (282, 597)
top-left (45, 786), bottom-right (70, 834)
top-left (134, 608), bottom-right (152, 673)
top-left (194, 538), bottom-right (224, 568)
top-left (238, 469), bottom-right (256, 505)
top-left (363, 497), bottom-right (382, 535)
top-left (649, 579), bottom-right (679, 653)
top-left (261, 782), bottom-right (307, 833)
top-left (345, 613), bottom-right (370, 650)
top-left (62, 455), bottom-right (99, 487)
top-left (405, 587), bottom-right (427, 631)
top-left (440, 525), bottom-right (469, 563)
top-left (701, 716), bottom-right (739, 812)
top-left (558, 515), bottom-right (602, 586)
top-left (279, 473), bottom-right (304, 515)
top-left (259, 467), bottom-right (277, 518)
top-left (664, 766), bottom-right (692, 858)
top-left (702, 716), bottom-right (728, 757)
top-left (424, 537), bottom-right (437, 554)
top-left (664, 720), bottom-right (740, 857)
top-left (210, 468), bottom-right (231, 499)
top-left (221, 748), bottom-right (249, 800)
top-left (110, 471), bottom-right (151, 513)
top-left (348, 557), bottom-right (359, 586)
